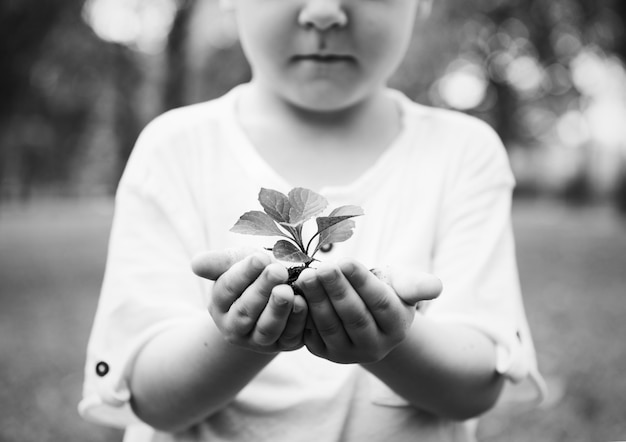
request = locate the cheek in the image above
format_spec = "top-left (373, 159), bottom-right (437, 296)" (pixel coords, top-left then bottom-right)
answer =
top-left (237, 23), bottom-right (281, 69)
top-left (358, 20), bottom-right (413, 72)
top-left (235, 8), bottom-right (289, 63)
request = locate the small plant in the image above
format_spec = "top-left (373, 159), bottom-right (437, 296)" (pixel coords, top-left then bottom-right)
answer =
top-left (231, 187), bottom-right (364, 284)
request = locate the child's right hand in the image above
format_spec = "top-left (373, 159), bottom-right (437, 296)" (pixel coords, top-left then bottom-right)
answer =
top-left (192, 249), bottom-right (308, 354)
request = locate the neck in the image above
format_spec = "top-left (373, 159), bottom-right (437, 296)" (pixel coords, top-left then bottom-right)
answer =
top-left (241, 80), bottom-right (396, 135)
top-left (234, 81), bottom-right (403, 189)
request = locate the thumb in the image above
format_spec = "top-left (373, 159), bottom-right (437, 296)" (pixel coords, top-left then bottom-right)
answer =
top-left (372, 267), bottom-right (442, 305)
top-left (191, 247), bottom-right (264, 281)
top-left (391, 269), bottom-right (442, 305)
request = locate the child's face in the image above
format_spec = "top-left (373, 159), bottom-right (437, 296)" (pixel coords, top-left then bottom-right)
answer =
top-left (230, 0), bottom-right (424, 112)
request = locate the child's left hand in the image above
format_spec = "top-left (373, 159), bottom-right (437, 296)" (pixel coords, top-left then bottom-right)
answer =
top-left (295, 259), bottom-right (441, 364)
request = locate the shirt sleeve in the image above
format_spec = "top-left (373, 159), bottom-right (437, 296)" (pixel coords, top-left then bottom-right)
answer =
top-left (78, 118), bottom-right (212, 428)
top-left (424, 120), bottom-right (546, 405)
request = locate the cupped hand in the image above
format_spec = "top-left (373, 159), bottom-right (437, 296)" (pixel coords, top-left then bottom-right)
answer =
top-left (295, 259), bottom-right (441, 364)
top-left (191, 249), bottom-right (309, 353)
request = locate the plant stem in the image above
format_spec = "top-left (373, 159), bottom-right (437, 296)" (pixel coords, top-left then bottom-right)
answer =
top-left (293, 225), bottom-right (305, 252)
top-left (282, 225), bottom-right (306, 253)
top-left (305, 231), bottom-right (321, 256)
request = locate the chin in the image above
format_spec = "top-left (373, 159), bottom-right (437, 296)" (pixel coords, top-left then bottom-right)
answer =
top-left (288, 87), bottom-right (365, 114)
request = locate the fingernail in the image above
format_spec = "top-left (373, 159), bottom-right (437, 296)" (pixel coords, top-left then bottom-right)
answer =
top-left (273, 293), bottom-right (289, 305)
top-left (250, 254), bottom-right (266, 270)
top-left (293, 301), bottom-right (304, 314)
top-left (300, 273), bottom-right (315, 289)
top-left (319, 268), bottom-right (338, 283)
top-left (338, 259), bottom-right (356, 277)
top-left (370, 267), bottom-right (390, 285)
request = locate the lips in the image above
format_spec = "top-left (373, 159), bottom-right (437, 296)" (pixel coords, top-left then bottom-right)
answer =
top-left (293, 54), bottom-right (355, 63)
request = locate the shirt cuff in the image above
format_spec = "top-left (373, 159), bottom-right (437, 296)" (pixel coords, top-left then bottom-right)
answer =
top-left (78, 317), bottom-right (197, 428)
top-left (426, 313), bottom-right (547, 406)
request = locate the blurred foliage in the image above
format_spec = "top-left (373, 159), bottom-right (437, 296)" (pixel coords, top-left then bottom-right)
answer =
top-left (0, 0), bottom-right (141, 199)
top-left (164, 0), bottom-right (196, 110)
top-left (405, 0), bottom-right (625, 140)
top-left (0, 0), bottom-right (625, 204)
top-left (399, 0), bottom-right (626, 202)
top-left (614, 167), bottom-right (626, 214)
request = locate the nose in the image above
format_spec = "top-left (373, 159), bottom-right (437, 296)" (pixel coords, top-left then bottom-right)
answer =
top-left (298, 0), bottom-right (348, 31)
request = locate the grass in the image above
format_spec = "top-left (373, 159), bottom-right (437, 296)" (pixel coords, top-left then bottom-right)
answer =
top-left (0, 197), bottom-right (625, 441)
top-left (0, 199), bottom-right (122, 442)
top-left (479, 200), bottom-right (626, 442)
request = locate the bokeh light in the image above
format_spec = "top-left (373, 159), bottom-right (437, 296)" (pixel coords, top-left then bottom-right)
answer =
top-left (567, 47), bottom-right (626, 151)
top-left (556, 109), bottom-right (590, 149)
top-left (436, 58), bottom-right (489, 110)
top-left (505, 55), bottom-right (545, 97)
top-left (82, 0), bottom-right (178, 53)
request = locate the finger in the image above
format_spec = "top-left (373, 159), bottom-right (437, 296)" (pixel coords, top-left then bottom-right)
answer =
top-left (278, 295), bottom-right (308, 350)
top-left (388, 268), bottom-right (442, 305)
top-left (211, 253), bottom-right (271, 313)
top-left (304, 326), bottom-right (327, 358)
top-left (227, 262), bottom-right (288, 333)
top-left (297, 267), bottom-right (349, 347)
top-left (250, 284), bottom-right (294, 346)
top-left (317, 261), bottom-right (376, 344)
top-left (191, 247), bottom-right (262, 280)
top-left (340, 260), bottom-right (403, 334)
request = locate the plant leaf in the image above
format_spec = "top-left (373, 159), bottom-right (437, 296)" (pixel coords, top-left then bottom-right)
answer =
top-left (328, 205), bottom-right (364, 218)
top-left (286, 187), bottom-right (328, 226)
top-left (278, 222), bottom-right (304, 247)
top-left (314, 219), bottom-right (356, 254)
top-left (258, 188), bottom-right (291, 223)
top-left (315, 205), bottom-right (364, 234)
top-left (230, 211), bottom-right (286, 237)
top-left (272, 240), bottom-right (312, 263)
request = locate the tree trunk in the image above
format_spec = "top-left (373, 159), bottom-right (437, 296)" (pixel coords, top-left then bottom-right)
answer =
top-left (164, 0), bottom-right (199, 110)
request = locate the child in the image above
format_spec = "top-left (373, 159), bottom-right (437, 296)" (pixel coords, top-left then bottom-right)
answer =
top-left (80, 0), bottom-right (545, 440)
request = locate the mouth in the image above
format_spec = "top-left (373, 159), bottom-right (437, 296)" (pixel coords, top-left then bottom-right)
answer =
top-left (293, 54), bottom-right (355, 63)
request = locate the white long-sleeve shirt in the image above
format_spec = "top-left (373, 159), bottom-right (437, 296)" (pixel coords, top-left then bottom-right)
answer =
top-left (79, 85), bottom-right (545, 441)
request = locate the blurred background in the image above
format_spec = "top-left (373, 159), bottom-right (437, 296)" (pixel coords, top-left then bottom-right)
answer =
top-left (0, 0), bottom-right (625, 440)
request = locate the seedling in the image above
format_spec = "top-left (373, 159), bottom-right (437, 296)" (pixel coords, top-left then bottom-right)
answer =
top-left (231, 187), bottom-right (364, 284)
